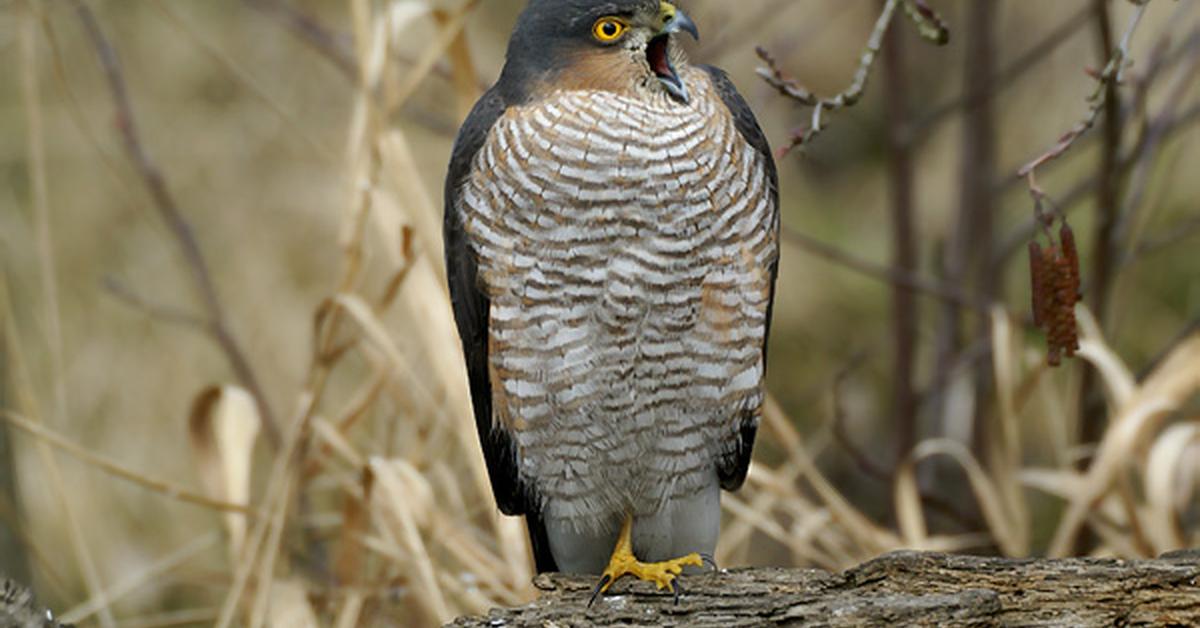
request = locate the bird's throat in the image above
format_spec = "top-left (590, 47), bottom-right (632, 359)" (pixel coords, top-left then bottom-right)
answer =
top-left (647, 35), bottom-right (688, 104)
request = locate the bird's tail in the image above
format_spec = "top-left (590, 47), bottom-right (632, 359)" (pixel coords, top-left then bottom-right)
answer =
top-left (525, 510), bottom-right (559, 573)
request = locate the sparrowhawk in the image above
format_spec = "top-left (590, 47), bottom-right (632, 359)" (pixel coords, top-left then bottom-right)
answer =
top-left (444, 0), bottom-right (779, 597)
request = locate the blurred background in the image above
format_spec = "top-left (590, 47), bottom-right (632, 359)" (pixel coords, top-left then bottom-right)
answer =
top-left (2, 0), bottom-right (1199, 626)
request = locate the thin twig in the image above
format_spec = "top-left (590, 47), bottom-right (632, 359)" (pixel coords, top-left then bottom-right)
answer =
top-left (830, 355), bottom-right (890, 482)
top-left (756, 0), bottom-right (900, 109)
top-left (70, 0), bottom-right (282, 449)
top-left (756, 0), bottom-right (948, 156)
top-left (58, 532), bottom-right (220, 625)
top-left (1136, 316), bottom-right (1200, 381)
top-left (241, 0), bottom-right (358, 79)
top-left (1127, 215), bottom-right (1200, 263)
top-left (1017, 0), bottom-right (1152, 181)
top-left (780, 226), bottom-right (993, 314)
top-left (993, 99), bottom-right (1200, 268)
top-left (829, 356), bottom-right (988, 534)
top-left (756, 0), bottom-right (901, 154)
top-left (1, 411), bottom-right (258, 516)
top-left (910, 2), bottom-right (1095, 139)
top-left (17, 12), bottom-right (114, 628)
top-left (102, 276), bottom-right (209, 330)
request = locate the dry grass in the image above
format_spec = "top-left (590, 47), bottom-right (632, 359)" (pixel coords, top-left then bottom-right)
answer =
top-left (2, 1), bottom-right (1199, 626)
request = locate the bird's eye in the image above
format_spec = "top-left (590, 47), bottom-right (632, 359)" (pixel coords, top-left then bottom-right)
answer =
top-left (592, 17), bottom-right (627, 43)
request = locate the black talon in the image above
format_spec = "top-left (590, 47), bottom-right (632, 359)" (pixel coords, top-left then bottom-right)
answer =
top-left (700, 553), bottom-right (718, 571)
top-left (672, 578), bottom-right (684, 605)
top-left (588, 574), bottom-right (612, 608)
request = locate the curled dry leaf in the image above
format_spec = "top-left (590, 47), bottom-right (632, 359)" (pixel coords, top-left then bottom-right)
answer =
top-left (912, 439), bottom-right (1027, 556)
top-left (892, 457), bottom-right (927, 547)
top-left (188, 385), bottom-right (261, 561)
top-left (266, 579), bottom-right (319, 628)
top-left (762, 397), bottom-right (900, 556)
top-left (1076, 306), bottom-right (1136, 409)
top-left (1048, 333), bottom-right (1200, 557)
top-left (335, 466), bottom-right (374, 586)
top-left (368, 456), bottom-right (449, 623)
top-left (902, 0), bottom-right (951, 45)
top-left (1144, 423), bottom-right (1198, 553)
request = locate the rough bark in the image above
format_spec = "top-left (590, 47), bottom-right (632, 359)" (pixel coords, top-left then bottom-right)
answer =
top-left (1, 579), bottom-right (73, 628)
top-left (451, 550), bottom-right (1200, 627)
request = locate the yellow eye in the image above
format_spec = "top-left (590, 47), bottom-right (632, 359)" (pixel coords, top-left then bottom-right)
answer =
top-left (592, 17), bottom-right (627, 43)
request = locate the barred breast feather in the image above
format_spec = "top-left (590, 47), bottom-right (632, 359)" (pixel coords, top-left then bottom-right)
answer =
top-left (455, 67), bottom-right (778, 531)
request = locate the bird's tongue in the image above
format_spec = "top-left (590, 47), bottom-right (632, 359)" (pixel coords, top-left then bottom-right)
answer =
top-left (647, 35), bottom-right (675, 81)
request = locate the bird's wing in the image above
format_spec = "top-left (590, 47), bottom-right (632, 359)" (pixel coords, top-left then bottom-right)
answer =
top-left (701, 65), bottom-right (781, 492)
top-left (444, 88), bottom-right (526, 514)
top-left (444, 87), bottom-right (559, 573)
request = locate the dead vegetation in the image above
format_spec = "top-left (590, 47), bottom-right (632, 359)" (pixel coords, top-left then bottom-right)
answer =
top-left (1, 1), bottom-right (1199, 627)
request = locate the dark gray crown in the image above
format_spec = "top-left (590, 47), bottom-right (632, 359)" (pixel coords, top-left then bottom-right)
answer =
top-left (498, 0), bottom-right (660, 103)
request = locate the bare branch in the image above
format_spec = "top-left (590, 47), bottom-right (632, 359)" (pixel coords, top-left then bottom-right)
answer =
top-left (2, 411), bottom-right (259, 516)
top-left (69, 0), bottom-right (282, 449)
top-left (910, 2), bottom-right (1094, 140)
top-left (101, 277), bottom-right (208, 331)
top-left (241, 0), bottom-right (358, 80)
top-left (756, 0), bottom-right (948, 156)
top-left (780, 227), bottom-right (994, 315)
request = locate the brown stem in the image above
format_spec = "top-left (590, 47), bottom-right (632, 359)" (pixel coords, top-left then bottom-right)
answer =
top-left (961, 0), bottom-right (998, 466)
top-left (1077, 0), bottom-right (1124, 457)
top-left (927, 0), bottom-right (997, 520)
top-left (882, 11), bottom-right (918, 469)
top-left (1089, 0), bottom-right (1123, 331)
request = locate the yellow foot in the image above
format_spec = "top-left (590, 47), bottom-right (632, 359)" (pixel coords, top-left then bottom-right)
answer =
top-left (588, 515), bottom-right (704, 606)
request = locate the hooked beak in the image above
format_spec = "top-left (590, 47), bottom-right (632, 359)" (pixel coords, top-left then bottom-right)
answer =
top-left (650, 2), bottom-right (699, 104)
top-left (659, 2), bottom-right (699, 41)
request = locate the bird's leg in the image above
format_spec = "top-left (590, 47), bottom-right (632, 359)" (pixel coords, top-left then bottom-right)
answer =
top-left (588, 514), bottom-right (703, 606)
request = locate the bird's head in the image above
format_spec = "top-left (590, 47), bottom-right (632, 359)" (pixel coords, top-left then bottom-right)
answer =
top-left (499, 0), bottom-right (700, 105)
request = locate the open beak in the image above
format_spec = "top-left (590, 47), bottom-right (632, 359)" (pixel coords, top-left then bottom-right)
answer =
top-left (649, 2), bottom-right (699, 104)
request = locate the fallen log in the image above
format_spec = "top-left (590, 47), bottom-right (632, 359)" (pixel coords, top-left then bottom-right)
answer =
top-left (450, 550), bottom-right (1200, 627)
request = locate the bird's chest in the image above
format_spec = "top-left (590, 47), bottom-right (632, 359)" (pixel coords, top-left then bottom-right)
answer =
top-left (460, 86), bottom-right (758, 297)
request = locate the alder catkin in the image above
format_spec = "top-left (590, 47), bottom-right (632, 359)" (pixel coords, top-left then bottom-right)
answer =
top-left (1029, 241), bottom-right (1048, 328)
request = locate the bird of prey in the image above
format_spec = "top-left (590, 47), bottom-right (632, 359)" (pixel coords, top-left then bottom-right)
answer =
top-left (444, 0), bottom-right (778, 598)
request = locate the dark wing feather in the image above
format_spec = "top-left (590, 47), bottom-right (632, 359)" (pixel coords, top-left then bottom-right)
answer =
top-left (701, 65), bottom-right (781, 492)
top-left (444, 87), bottom-right (558, 571)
